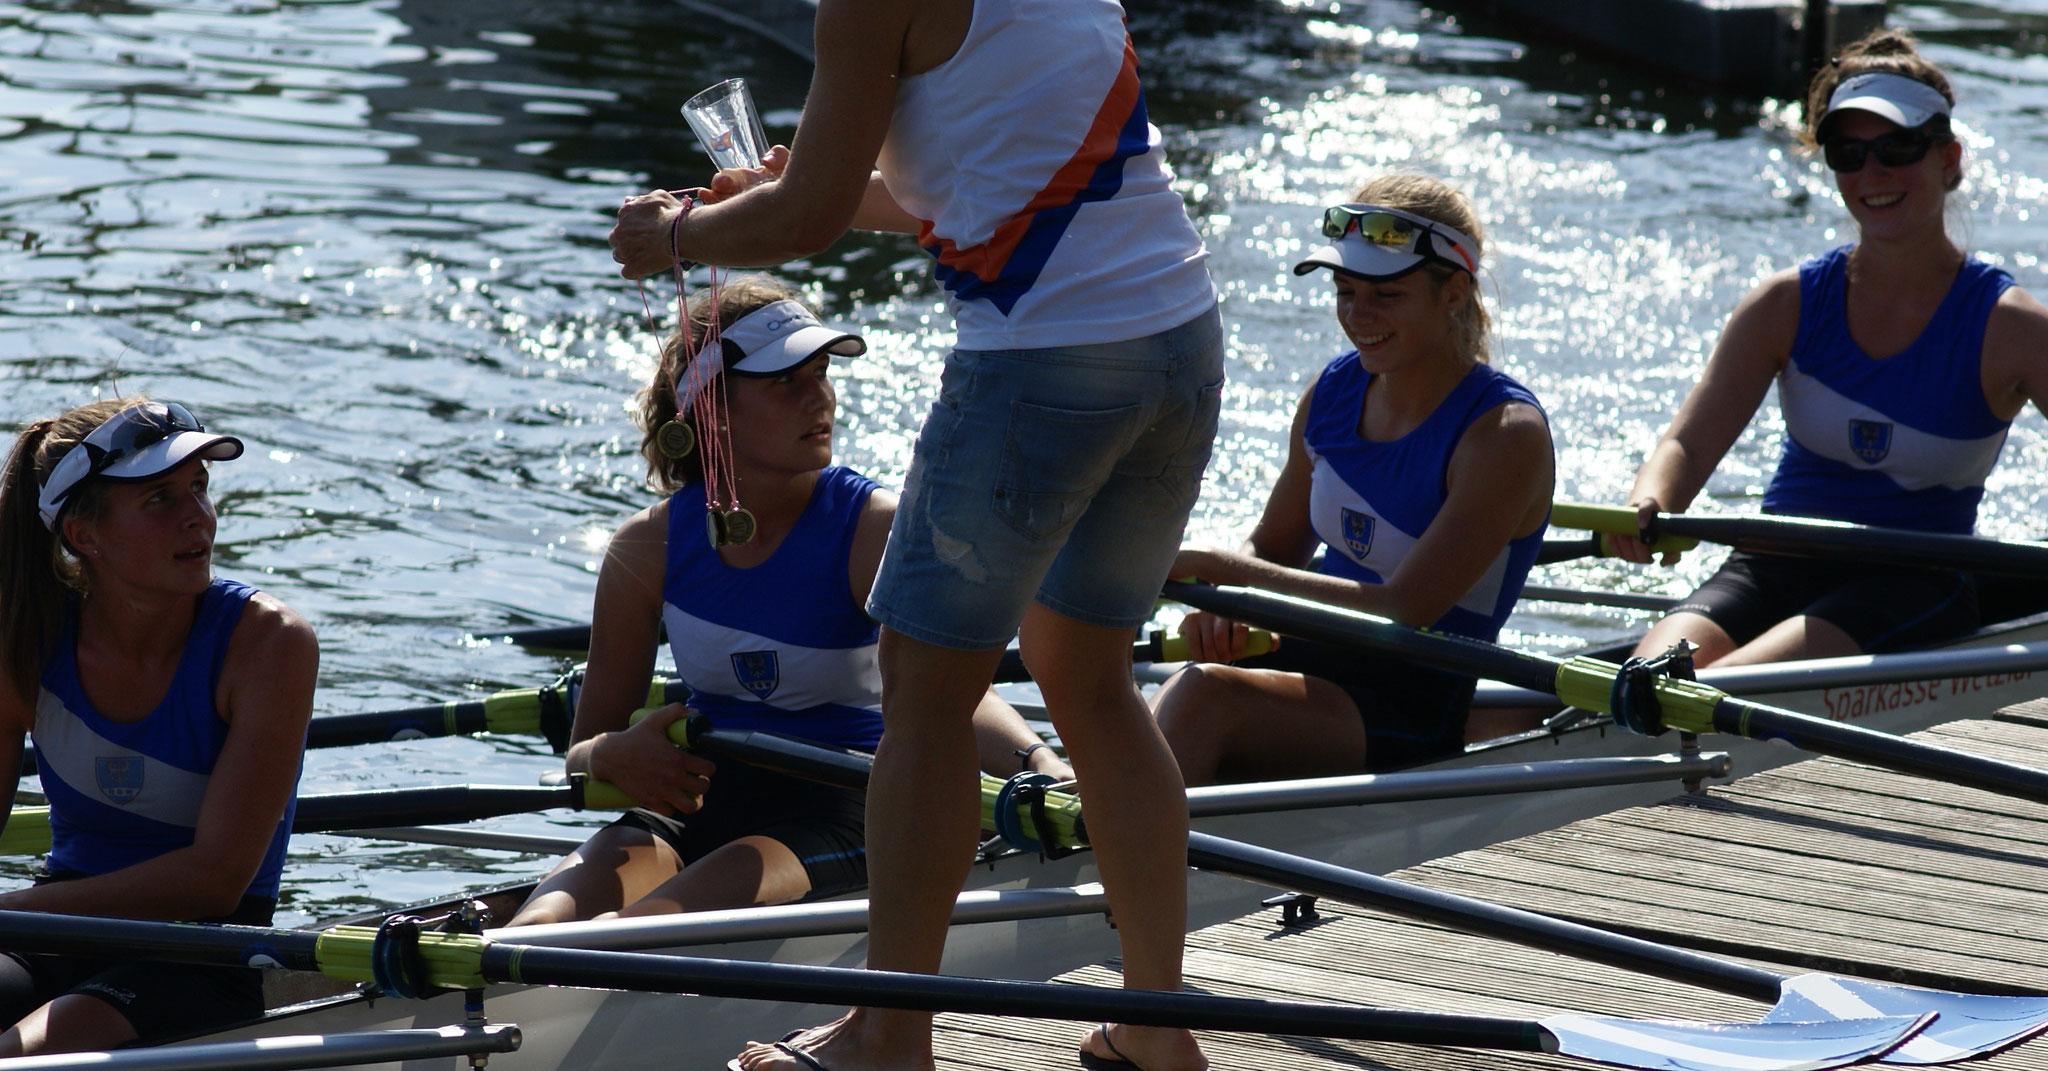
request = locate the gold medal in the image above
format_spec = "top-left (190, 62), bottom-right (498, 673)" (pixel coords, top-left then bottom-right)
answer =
top-left (721, 507), bottom-right (757, 546)
top-left (706, 507), bottom-right (757, 547)
top-left (656, 420), bottom-right (696, 459)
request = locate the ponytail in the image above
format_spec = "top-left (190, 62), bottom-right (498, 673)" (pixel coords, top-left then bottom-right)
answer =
top-left (0, 398), bottom-right (131, 705)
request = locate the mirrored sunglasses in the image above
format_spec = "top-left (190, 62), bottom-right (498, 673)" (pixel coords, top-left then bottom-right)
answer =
top-left (39, 402), bottom-right (206, 514)
top-left (1822, 129), bottom-right (1947, 172)
top-left (1319, 205), bottom-right (1476, 274)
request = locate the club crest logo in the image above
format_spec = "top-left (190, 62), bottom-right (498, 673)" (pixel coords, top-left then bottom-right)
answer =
top-left (1342, 508), bottom-right (1375, 560)
top-left (95, 756), bottom-right (143, 805)
top-left (1849, 419), bottom-right (1893, 464)
top-left (731, 650), bottom-right (780, 700)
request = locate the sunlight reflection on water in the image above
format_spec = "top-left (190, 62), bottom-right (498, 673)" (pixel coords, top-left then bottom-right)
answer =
top-left (3, 0), bottom-right (2046, 918)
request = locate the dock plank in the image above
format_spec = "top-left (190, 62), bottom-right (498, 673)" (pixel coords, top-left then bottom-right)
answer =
top-left (930, 711), bottom-right (2048, 1068)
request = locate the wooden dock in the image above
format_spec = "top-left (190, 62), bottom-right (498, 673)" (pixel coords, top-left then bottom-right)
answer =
top-left (931, 702), bottom-right (2048, 1069)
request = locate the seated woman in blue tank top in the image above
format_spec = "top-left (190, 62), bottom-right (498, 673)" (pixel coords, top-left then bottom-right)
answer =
top-left (1616, 30), bottom-right (2048, 668)
top-left (1155, 174), bottom-right (1554, 782)
top-left (508, 277), bottom-right (1068, 926)
top-left (0, 399), bottom-right (315, 1056)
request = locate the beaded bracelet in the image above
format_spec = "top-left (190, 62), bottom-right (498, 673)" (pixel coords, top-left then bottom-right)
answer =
top-left (668, 193), bottom-right (699, 273)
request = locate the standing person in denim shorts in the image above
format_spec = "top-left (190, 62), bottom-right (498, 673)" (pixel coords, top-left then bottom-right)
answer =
top-left (609, 1), bottom-right (1221, 1068)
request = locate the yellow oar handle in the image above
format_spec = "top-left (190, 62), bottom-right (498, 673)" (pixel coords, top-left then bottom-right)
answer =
top-left (1549, 502), bottom-right (1700, 557)
top-left (1552, 655), bottom-right (1720, 735)
top-left (315, 925), bottom-right (489, 989)
top-left (1155, 629), bottom-right (1276, 661)
top-left (1, 807), bottom-right (50, 857)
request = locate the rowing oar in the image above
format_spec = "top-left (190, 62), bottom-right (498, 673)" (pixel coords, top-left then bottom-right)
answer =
top-left (12, 677), bottom-right (688, 778)
top-left (0, 909), bottom-right (1926, 1071)
top-left (675, 722), bottom-right (2045, 1065)
top-left (2, 783), bottom-right (591, 858)
top-left (1185, 831), bottom-right (2048, 1065)
top-left (489, 625), bottom-right (1269, 676)
top-left (1474, 639), bottom-right (2048, 708)
top-left (1553, 501), bottom-right (2048, 577)
top-left (0, 1025), bottom-right (519, 1071)
top-left (1164, 580), bottom-right (2048, 807)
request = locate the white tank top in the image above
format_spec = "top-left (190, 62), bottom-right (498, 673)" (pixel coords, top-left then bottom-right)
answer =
top-left (878, 0), bottom-right (1216, 350)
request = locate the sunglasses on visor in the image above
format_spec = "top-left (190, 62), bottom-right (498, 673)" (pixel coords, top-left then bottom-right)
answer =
top-left (1320, 205), bottom-right (1477, 274)
top-left (37, 402), bottom-right (207, 519)
top-left (1821, 128), bottom-right (1948, 172)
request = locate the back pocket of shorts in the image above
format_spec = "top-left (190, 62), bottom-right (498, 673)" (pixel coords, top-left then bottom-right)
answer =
top-left (994, 399), bottom-right (1142, 543)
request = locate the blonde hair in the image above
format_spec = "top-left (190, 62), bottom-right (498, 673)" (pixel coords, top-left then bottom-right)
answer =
top-left (1349, 173), bottom-right (1493, 364)
top-left (0, 396), bottom-right (140, 703)
top-left (635, 275), bottom-right (807, 494)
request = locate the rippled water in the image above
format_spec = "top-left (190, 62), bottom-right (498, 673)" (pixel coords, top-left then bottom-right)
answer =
top-left (3, 0), bottom-right (2045, 922)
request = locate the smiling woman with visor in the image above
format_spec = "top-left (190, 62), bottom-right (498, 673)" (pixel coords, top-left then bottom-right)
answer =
top-left (0, 398), bottom-right (315, 1056)
top-left (1613, 29), bottom-right (2048, 669)
top-left (504, 277), bottom-right (1068, 930)
top-left (1152, 173), bottom-right (1554, 782)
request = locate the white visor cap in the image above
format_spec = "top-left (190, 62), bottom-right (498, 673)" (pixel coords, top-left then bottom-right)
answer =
top-left (721, 300), bottom-right (866, 376)
top-left (35, 402), bottom-right (242, 529)
top-left (1823, 72), bottom-right (1951, 133)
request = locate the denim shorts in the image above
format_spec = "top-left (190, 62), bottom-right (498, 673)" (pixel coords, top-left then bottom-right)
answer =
top-left (869, 305), bottom-right (1225, 650)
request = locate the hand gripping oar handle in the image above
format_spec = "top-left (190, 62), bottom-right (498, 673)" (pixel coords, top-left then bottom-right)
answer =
top-left (1549, 502), bottom-right (1701, 558)
top-left (13, 677), bottom-right (694, 776)
top-left (1552, 501), bottom-right (2048, 578)
top-left (1162, 581), bottom-right (2048, 807)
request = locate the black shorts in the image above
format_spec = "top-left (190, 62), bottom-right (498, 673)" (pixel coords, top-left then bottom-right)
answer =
top-left (609, 759), bottom-right (868, 899)
top-left (1671, 550), bottom-right (1980, 652)
top-left (0, 883), bottom-right (272, 1042)
top-left (1238, 638), bottom-right (1476, 771)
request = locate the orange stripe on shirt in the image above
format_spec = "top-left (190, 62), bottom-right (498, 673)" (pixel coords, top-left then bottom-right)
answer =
top-left (919, 37), bottom-right (1144, 282)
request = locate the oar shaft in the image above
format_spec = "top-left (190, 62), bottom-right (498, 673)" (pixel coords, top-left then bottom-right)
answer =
top-left (482, 943), bottom-right (1548, 1048)
top-left (0, 909), bottom-right (322, 971)
top-left (292, 784), bottom-right (582, 833)
top-left (1171, 580), bottom-right (2048, 812)
top-left (1163, 581), bottom-right (1555, 692)
top-left (1669, 513), bottom-right (2048, 576)
top-left (1709, 696), bottom-right (2048, 803)
top-left (1184, 832), bottom-right (1784, 1001)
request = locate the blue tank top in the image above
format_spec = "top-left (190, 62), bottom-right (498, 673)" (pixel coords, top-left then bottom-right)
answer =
top-left (35, 577), bottom-right (296, 902)
top-left (662, 466), bottom-right (885, 751)
top-left (1764, 245), bottom-right (2013, 533)
top-left (1302, 354), bottom-right (1549, 643)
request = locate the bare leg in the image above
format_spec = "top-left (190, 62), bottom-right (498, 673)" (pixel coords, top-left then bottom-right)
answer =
top-left (732, 629), bottom-right (1001, 1071)
top-left (1152, 664), bottom-right (1365, 786)
top-left (1716, 615), bottom-right (1860, 666)
top-left (1631, 611), bottom-right (1738, 666)
top-left (616, 835), bottom-right (812, 916)
top-left (1024, 607), bottom-right (1205, 1071)
top-left (0, 994), bottom-right (137, 1056)
top-left (505, 825), bottom-right (681, 927)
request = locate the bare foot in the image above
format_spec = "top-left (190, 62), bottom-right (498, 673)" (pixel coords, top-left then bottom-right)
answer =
top-left (728, 1012), bottom-right (934, 1071)
top-left (1078, 1023), bottom-right (1207, 1071)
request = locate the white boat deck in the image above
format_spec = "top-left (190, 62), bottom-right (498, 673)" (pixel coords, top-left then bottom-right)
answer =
top-left (929, 701), bottom-right (2048, 1069)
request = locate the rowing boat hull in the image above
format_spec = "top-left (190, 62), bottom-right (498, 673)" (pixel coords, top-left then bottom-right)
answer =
top-left (183, 610), bottom-right (2048, 1068)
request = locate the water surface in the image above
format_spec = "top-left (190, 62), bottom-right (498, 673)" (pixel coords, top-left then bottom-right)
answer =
top-left (3, 0), bottom-right (2045, 921)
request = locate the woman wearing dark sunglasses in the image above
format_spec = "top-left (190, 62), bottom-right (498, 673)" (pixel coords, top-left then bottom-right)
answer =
top-left (1615, 29), bottom-right (2048, 669)
top-left (1153, 173), bottom-right (1554, 782)
top-left (0, 398), bottom-right (314, 1055)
